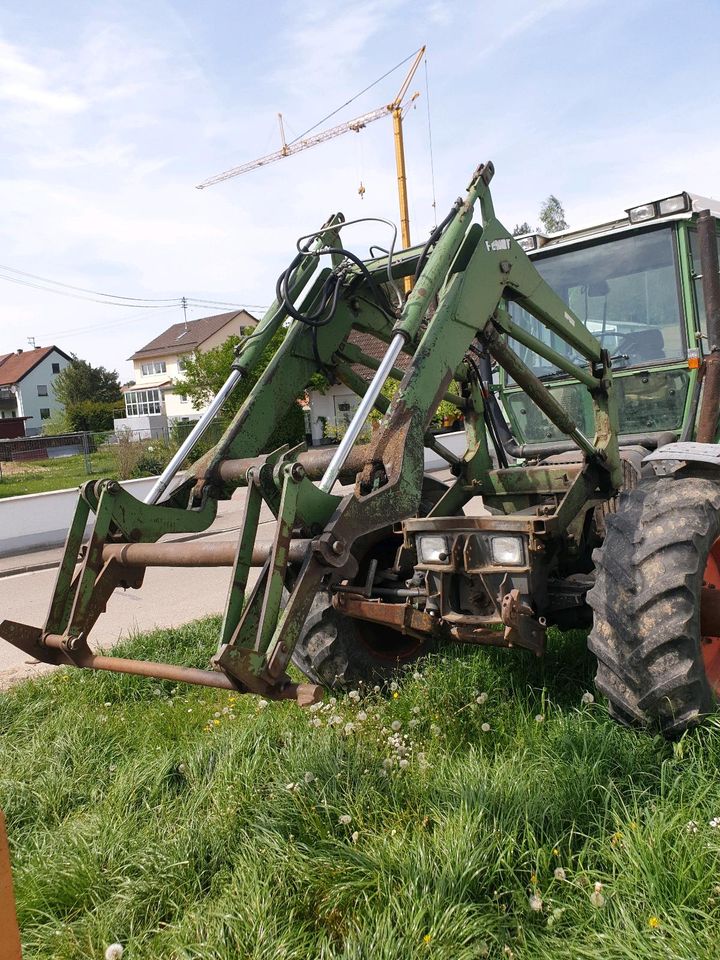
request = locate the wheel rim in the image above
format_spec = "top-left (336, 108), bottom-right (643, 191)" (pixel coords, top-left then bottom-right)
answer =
top-left (701, 537), bottom-right (720, 694)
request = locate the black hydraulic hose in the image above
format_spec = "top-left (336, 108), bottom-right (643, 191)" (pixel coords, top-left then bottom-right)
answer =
top-left (478, 352), bottom-right (524, 460)
top-left (413, 197), bottom-right (463, 285)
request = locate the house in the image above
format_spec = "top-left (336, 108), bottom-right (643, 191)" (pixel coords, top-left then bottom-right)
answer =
top-left (305, 330), bottom-right (411, 445)
top-left (114, 310), bottom-right (257, 438)
top-left (0, 346), bottom-right (73, 437)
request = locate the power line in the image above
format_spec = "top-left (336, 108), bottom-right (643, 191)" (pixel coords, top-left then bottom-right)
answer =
top-left (0, 261), bottom-right (178, 303)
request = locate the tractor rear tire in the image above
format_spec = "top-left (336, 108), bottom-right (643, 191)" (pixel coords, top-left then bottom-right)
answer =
top-left (587, 475), bottom-right (720, 736)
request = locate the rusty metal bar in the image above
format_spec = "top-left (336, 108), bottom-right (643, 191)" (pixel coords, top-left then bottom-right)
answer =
top-left (0, 809), bottom-right (22, 960)
top-left (697, 209), bottom-right (720, 443)
top-left (38, 634), bottom-right (320, 703)
top-left (102, 539), bottom-right (311, 568)
top-left (218, 446), bottom-right (371, 484)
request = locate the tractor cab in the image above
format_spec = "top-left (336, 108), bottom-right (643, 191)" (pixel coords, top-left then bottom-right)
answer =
top-left (501, 191), bottom-right (720, 449)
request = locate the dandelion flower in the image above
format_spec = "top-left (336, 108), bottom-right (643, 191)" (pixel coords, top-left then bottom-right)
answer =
top-left (535, 714), bottom-right (544, 723)
top-left (581, 691), bottom-right (595, 705)
top-left (589, 881), bottom-right (605, 908)
top-left (257, 699), bottom-right (269, 710)
top-left (430, 723), bottom-right (441, 735)
top-left (412, 705), bottom-right (421, 715)
top-left (552, 848), bottom-right (559, 856)
top-left (357, 710), bottom-right (368, 722)
top-left (476, 692), bottom-right (488, 705)
top-left (177, 763), bottom-right (186, 774)
top-left (423, 933), bottom-right (432, 944)
top-left (105, 946), bottom-right (124, 960)
top-left (554, 867), bottom-right (566, 881)
top-left (374, 685), bottom-right (381, 693)
top-left (348, 690), bottom-right (360, 702)
top-left (344, 722), bottom-right (355, 735)
top-left (399, 758), bottom-right (410, 769)
top-left (391, 720), bottom-right (402, 732)
top-left (529, 893), bottom-right (543, 912)
top-left (648, 916), bottom-right (660, 929)
top-left (413, 671), bottom-right (423, 681)
top-left (481, 722), bottom-right (491, 733)
top-left (303, 771), bottom-right (315, 783)
top-left (392, 692), bottom-right (399, 699)
top-left (338, 814), bottom-right (352, 826)
top-left (390, 681), bottom-right (398, 692)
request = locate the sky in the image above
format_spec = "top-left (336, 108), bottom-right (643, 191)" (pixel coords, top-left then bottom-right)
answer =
top-left (0, 0), bottom-right (717, 382)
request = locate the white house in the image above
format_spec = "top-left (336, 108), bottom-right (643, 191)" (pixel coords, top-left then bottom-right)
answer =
top-left (0, 346), bottom-right (73, 436)
top-left (114, 310), bottom-right (257, 437)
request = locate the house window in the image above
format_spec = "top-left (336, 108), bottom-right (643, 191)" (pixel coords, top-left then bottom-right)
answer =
top-left (178, 356), bottom-right (189, 371)
top-left (124, 389), bottom-right (163, 416)
top-left (51, 362), bottom-right (60, 374)
top-left (141, 361), bottom-right (167, 376)
top-left (40, 408), bottom-right (51, 420)
top-left (37, 384), bottom-right (48, 396)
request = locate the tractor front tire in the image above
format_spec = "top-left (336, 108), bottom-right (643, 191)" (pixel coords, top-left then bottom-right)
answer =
top-left (291, 589), bottom-right (439, 690)
top-left (588, 475), bottom-right (720, 736)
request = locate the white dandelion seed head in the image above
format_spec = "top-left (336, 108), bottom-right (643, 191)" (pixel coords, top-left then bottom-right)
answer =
top-left (373, 685), bottom-right (381, 693)
top-left (412, 705), bottom-right (421, 714)
top-left (304, 771), bottom-right (315, 783)
top-left (390, 681), bottom-right (399, 692)
top-left (581, 691), bottom-right (595, 705)
top-left (413, 671), bottom-right (422, 681)
top-left (554, 867), bottom-right (566, 881)
top-left (710, 817), bottom-right (720, 829)
top-left (481, 722), bottom-right (491, 733)
top-left (391, 720), bottom-right (402, 732)
top-left (399, 758), bottom-right (410, 769)
top-left (285, 782), bottom-right (300, 792)
top-left (528, 893), bottom-right (543, 912)
top-left (344, 722), bottom-right (355, 735)
top-left (686, 820), bottom-right (699, 833)
top-left (351, 830), bottom-right (359, 843)
top-left (589, 889), bottom-right (605, 908)
top-left (357, 711), bottom-right (367, 722)
top-left (348, 690), bottom-right (360, 702)
top-left (476, 692), bottom-right (488, 705)
top-left (309, 717), bottom-right (322, 728)
top-left (105, 945), bottom-right (124, 960)
top-left (382, 758), bottom-right (393, 770)
top-left (177, 763), bottom-right (186, 774)
top-left (594, 881), bottom-right (603, 892)
top-left (338, 814), bottom-right (352, 826)
top-left (535, 714), bottom-right (545, 723)
top-left (257, 699), bottom-right (269, 710)
top-left (430, 723), bottom-right (441, 736)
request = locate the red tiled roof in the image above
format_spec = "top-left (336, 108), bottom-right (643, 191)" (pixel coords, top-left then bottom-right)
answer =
top-left (0, 346), bottom-right (71, 385)
top-left (129, 310), bottom-right (258, 361)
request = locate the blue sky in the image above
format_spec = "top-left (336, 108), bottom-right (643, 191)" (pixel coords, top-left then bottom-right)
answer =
top-left (0, 0), bottom-right (717, 379)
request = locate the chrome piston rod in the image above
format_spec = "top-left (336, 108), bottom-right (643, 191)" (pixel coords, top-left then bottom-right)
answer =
top-left (318, 333), bottom-right (406, 493)
top-left (144, 368), bottom-right (243, 505)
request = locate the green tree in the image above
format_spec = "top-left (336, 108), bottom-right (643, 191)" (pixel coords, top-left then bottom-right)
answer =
top-left (512, 221), bottom-right (532, 236)
top-left (180, 327), bottom-right (305, 452)
top-left (539, 195), bottom-right (568, 233)
top-left (52, 357), bottom-right (122, 431)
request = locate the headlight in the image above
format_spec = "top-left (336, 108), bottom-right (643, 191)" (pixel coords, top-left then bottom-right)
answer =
top-left (627, 202), bottom-right (656, 224)
top-left (490, 535), bottom-right (524, 565)
top-left (416, 535), bottom-right (450, 564)
top-left (657, 192), bottom-right (691, 216)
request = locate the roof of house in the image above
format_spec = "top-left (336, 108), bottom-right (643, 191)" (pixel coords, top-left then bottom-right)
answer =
top-left (348, 330), bottom-right (410, 381)
top-left (0, 346), bottom-right (72, 386)
top-left (129, 310), bottom-right (258, 361)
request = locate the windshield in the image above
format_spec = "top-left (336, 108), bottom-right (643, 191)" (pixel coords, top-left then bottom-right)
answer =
top-left (508, 226), bottom-right (684, 377)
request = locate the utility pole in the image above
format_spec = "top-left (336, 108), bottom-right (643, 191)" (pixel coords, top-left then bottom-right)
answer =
top-left (181, 296), bottom-right (188, 331)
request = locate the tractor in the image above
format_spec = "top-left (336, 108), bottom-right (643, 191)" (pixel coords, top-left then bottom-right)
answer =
top-left (2, 161), bottom-right (719, 737)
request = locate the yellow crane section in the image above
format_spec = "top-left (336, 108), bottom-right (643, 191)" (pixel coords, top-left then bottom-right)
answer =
top-left (197, 46), bottom-right (426, 253)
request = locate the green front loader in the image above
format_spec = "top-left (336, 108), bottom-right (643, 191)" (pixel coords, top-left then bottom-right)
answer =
top-left (3, 162), bottom-right (719, 736)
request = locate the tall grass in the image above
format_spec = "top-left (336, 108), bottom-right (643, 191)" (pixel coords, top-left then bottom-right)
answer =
top-left (2, 619), bottom-right (720, 959)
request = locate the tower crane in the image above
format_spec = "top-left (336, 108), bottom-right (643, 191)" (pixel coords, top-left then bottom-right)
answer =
top-left (196, 46), bottom-right (426, 252)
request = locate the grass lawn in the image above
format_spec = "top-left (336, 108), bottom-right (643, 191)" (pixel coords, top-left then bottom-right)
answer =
top-left (0, 451), bottom-right (125, 498)
top-left (2, 619), bottom-right (720, 959)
